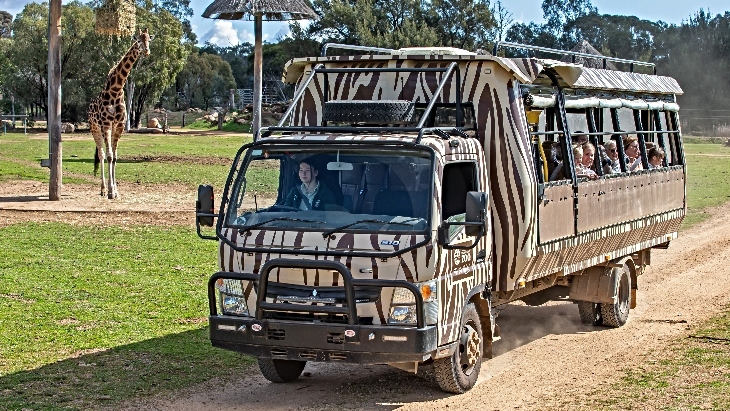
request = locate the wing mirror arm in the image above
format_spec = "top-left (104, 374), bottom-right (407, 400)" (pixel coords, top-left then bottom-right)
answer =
top-left (196, 184), bottom-right (219, 240)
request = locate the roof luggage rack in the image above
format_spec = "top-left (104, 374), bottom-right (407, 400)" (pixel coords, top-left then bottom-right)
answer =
top-left (258, 61), bottom-right (470, 144)
top-left (321, 43), bottom-right (395, 57)
top-left (492, 41), bottom-right (656, 75)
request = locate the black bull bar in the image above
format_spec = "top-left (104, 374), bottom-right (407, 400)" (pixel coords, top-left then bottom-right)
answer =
top-left (208, 259), bottom-right (426, 328)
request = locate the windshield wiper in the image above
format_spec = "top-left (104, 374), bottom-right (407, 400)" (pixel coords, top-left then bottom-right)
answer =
top-left (239, 217), bottom-right (324, 234)
top-left (322, 218), bottom-right (421, 238)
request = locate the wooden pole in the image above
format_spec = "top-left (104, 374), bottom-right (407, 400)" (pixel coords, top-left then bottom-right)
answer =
top-left (252, 14), bottom-right (262, 138)
top-left (48, 0), bottom-right (62, 201)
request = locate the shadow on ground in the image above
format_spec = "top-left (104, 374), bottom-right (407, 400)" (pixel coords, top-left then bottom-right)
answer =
top-left (1, 303), bottom-right (604, 411)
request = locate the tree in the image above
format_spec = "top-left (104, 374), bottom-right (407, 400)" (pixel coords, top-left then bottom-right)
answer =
top-left (426, 0), bottom-right (494, 50)
top-left (177, 52), bottom-right (235, 109)
top-left (542, 0), bottom-right (596, 36)
top-left (655, 10), bottom-right (730, 114)
top-left (565, 14), bottom-right (664, 64)
top-left (3, 1), bottom-right (129, 122)
top-left (0, 10), bottom-right (11, 38)
top-left (488, 1), bottom-right (514, 43)
top-left (126, 6), bottom-right (191, 127)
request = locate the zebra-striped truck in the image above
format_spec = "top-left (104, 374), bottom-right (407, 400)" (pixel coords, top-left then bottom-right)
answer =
top-left (196, 42), bottom-right (685, 393)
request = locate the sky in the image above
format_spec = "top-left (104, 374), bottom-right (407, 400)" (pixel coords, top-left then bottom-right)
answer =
top-left (1, 0), bottom-right (729, 47)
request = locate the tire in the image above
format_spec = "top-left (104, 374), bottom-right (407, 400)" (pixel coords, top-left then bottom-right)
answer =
top-left (323, 100), bottom-right (415, 124)
top-left (257, 358), bottom-right (306, 383)
top-left (433, 303), bottom-right (483, 393)
top-left (600, 265), bottom-right (632, 327)
top-left (577, 301), bottom-right (603, 325)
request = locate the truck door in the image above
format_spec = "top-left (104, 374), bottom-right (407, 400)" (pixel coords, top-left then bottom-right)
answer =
top-left (438, 160), bottom-right (484, 346)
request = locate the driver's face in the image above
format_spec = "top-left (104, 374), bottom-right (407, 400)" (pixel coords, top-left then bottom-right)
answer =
top-left (298, 164), bottom-right (317, 184)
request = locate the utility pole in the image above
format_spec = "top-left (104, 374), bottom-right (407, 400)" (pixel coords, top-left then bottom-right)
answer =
top-left (48, 0), bottom-right (62, 200)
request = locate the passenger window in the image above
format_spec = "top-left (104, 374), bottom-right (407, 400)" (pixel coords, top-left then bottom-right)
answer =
top-left (430, 104), bottom-right (476, 130)
top-left (442, 162), bottom-right (477, 220)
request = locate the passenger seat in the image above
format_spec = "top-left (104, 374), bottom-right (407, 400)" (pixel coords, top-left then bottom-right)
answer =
top-left (340, 164), bottom-right (365, 212)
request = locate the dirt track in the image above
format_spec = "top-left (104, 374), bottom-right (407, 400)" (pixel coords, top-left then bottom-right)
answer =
top-left (2, 180), bottom-right (729, 410)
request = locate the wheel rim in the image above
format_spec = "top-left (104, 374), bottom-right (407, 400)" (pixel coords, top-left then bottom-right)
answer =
top-left (459, 323), bottom-right (481, 376)
top-left (618, 271), bottom-right (630, 316)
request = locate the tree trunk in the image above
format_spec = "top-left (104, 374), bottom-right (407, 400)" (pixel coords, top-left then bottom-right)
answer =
top-left (126, 80), bottom-right (134, 131)
top-left (47, 0), bottom-right (62, 201)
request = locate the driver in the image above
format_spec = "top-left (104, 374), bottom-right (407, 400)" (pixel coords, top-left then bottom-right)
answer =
top-left (283, 160), bottom-right (337, 210)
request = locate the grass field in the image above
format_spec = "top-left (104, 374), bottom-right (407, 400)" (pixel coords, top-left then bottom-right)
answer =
top-left (0, 132), bottom-right (728, 410)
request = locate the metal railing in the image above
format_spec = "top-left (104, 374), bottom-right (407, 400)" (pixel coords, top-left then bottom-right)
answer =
top-left (493, 41), bottom-right (657, 74)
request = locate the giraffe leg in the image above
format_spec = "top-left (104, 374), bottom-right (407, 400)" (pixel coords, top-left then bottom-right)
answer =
top-left (109, 123), bottom-right (124, 199)
top-left (90, 122), bottom-right (107, 196)
top-left (103, 128), bottom-right (115, 199)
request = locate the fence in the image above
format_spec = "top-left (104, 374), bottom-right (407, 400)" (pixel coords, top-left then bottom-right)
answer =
top-left (680, 109), bottom-right (730, 136)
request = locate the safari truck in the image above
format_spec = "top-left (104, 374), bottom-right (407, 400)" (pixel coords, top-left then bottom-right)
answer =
top-left (195, 41), bottom-right (686, 393)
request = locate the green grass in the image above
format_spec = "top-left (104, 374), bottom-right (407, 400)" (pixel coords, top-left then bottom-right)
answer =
top-left (0, 223), bottom-right (252, 410)
top-left (683, 143), bottom-right (730, 228)
top-left (0, 132), bottom-right (251, 187)
top-left (183, 119), bottom-right (252, 133)
top-left (579, 309), bottom-right (730, 411)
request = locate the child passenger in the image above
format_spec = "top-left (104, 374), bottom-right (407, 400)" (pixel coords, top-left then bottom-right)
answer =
top-left (579, 142), bottom-right (599, 180)
top-left (648, 147), bottom-right (665, 169)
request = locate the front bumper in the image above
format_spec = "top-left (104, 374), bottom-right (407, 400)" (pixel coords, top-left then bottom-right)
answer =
top-left (210, 315), bottom-right (437, 363)
top-left (209, 258), bottom-right (438, 363)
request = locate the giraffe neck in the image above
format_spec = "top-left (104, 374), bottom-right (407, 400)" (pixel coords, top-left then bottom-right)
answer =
top-left (104, 42), bottom-right (142, 97)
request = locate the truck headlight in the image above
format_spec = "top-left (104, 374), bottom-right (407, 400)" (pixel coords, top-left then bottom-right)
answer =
top-left (387, 280), bottom-right (438, 325)
top-left (215, 279), bottom-right (249, 316)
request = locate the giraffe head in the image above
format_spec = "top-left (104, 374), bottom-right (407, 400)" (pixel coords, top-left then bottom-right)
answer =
top-left (136, 28), bottom-right (153, 56)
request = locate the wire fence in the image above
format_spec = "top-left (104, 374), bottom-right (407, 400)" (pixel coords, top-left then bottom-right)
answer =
top-left (680, 109), bottom-right (730, 136)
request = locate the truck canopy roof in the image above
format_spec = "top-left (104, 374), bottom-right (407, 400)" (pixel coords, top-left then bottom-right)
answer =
top-left (282, 54), bottom-right (682, 96)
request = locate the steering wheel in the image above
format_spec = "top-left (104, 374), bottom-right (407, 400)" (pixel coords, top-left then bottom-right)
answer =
top-left (268, 204), bottom-right (300, 212)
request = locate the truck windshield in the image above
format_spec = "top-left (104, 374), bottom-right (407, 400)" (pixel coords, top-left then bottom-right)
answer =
top-left (225, 146), bottom-right (432, 234)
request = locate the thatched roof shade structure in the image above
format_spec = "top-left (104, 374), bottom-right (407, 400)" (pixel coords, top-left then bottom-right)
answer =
top-left (202, 0), bottom-right (317, 21)
top-left (202, 0), bottom-right (317, 136)
top-left (561, 40), bottom-right (618, 70)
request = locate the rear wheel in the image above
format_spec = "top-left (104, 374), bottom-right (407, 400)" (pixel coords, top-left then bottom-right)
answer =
top-left (258, 358), bottom-right (306, 383)
top-left (577, 301), bottom-right (603, 325)
top-left (601, 265), bottom-right (632, 327)
top-left (434, 303), bottom-right (483, 393)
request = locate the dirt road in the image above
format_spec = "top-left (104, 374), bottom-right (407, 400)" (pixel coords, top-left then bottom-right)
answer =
top-left (109, 202), bottom-right (729, 411)
top-left (2, 181), bottom-right (729, 410)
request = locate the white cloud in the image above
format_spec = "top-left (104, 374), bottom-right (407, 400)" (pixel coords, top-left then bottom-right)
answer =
top-left (199, 20), bottom-right (278, 46)
top-left (201, 21), bottom-right (242, 46)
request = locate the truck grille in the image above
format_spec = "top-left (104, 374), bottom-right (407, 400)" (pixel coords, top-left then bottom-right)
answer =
top-left (327, 332), bottom-right (345, 344)
top-left (268, 328), bottom-right (286, 340)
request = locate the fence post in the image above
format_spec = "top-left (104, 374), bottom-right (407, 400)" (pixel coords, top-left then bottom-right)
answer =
top-left (182, 112), bottom-right (185, 127)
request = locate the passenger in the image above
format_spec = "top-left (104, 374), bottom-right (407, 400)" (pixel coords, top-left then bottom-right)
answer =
top-left (572, 131), bottom-right (589, 145)
top-left (283, 160), bottom-right (337, 210)
top-left (603, 140), bottom-right (621, 173)
top-left (578, 142), bottom-right (599, 180)
top-left (623, 135), bottom-right (642, 171)
top-left (648, 147), bottom-right (666, 169)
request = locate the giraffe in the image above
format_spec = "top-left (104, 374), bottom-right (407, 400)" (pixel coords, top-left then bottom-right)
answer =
top-left (89, 28), bottom-right (152, 199)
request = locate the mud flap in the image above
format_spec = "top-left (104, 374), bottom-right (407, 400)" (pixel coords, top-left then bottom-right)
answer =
top-left (569, 266), bottom-right (618, 304)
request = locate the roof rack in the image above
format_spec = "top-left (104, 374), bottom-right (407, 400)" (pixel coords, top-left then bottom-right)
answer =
top-left (492, 41), bottom-right (656, 75)
top-left (321, 43), bottom-right (395, 57)
top-left (259, 61), bottom-right (468, 143)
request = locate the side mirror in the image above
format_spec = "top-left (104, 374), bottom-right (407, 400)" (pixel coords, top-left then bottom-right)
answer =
top-left (196, 185), bottom-right (215, 227)
top-left (465, 191), bottom-right (488, 237)
top-left (436, 191), bottom-right (489, 250)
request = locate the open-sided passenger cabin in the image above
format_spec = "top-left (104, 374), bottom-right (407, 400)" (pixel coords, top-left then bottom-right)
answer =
top-left (267, 42), bottom-right (685, 299)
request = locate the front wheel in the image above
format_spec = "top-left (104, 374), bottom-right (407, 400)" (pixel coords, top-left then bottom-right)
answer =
top-left (258, 358), bottom-right (306, 383)
top-left (601, 265), bottom-right (632, 327)
top-left (433, 303), bottom-right (483, 393)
